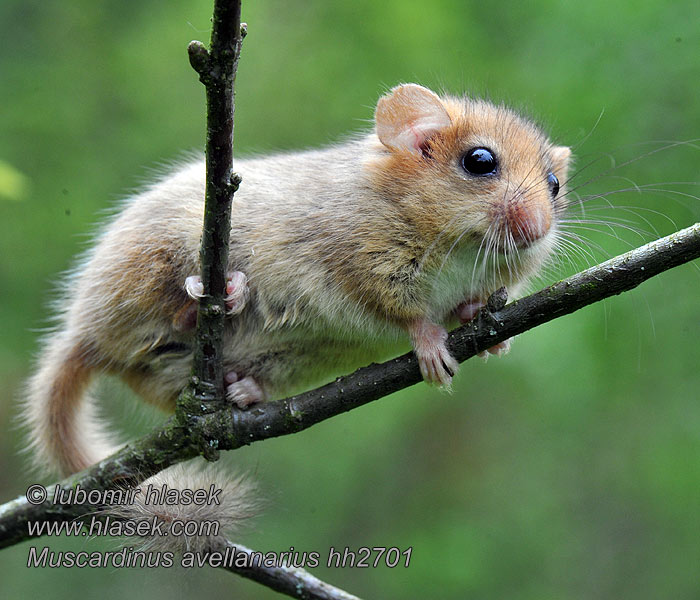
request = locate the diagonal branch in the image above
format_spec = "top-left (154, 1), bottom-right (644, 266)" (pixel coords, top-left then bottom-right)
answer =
top-left (1, 221), bottom-right (698, 552)
top-left (198, 221), bottom-right (700, 447)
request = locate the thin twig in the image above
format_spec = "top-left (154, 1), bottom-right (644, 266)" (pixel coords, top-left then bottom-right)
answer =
top-left (179, 0), bottom-right (245, 450)
top-left (217, 541), bottom-right (362, 600)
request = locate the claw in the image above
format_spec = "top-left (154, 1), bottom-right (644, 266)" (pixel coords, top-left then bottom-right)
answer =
top-left (184, 275), bottom-right (204, 300)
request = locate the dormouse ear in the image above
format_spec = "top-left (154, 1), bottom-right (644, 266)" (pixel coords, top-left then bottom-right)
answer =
top-left (550, 146), bottom-right (572, 180)
top-left (375, 84), bottom-right (452, 155)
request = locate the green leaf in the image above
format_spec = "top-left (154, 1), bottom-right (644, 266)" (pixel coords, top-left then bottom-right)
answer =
top-left (0, 160), bottom-right (29, 202)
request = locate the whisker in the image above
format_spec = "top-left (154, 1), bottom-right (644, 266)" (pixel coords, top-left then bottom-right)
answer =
top-left (562, 140), bottom-right (700, 198)
top-left (556, 231), bottom-right (608, 264)
top-left (559, 223), bottom-right (649, 249)
top-left (570, 108), bottom-right (606, 152)
top-left (469, 223), bottom-right (491, 296)
top-left (560, 217), bottom-right (652, 239)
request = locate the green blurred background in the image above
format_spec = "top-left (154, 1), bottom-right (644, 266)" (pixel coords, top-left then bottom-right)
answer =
top-left (1, 0), bottom-right (699, 598)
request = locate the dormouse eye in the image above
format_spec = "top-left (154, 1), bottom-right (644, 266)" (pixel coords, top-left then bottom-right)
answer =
top-left (461, 147), bottom-right (498, 176)
top-left (547, 172), bottom-right (559, 198)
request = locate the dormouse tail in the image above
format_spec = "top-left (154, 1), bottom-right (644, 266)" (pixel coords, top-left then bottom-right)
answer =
top-left (23, 332), bottom-right (115, 476)
top-left (109, 464), bottom-right (262, 554)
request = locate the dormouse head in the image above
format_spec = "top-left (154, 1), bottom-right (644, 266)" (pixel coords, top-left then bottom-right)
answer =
top-left (372, 83), bottom-right (571, 274)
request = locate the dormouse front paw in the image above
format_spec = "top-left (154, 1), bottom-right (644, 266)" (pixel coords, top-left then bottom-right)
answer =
top-left (408, 318), bottom-right (459, 388)
top-left (455, 299), bottom-right (513, 359)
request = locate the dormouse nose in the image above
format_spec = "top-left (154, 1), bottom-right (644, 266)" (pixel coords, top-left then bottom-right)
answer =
top-left (504, 193), bottom-right (551, 247)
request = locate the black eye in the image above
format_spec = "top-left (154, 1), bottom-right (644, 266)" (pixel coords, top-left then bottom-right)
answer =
top-left (461, 147), bottom-right (498, 176)
top-left (547, 172), bottom-right (559, 198)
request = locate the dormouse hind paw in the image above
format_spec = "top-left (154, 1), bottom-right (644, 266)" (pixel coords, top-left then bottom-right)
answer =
top-left (225, 371), bottom-right (265, 409)
top-left (184, 271), bottom-right (249, 315)
top-left (224, 271), bottom-right (249, 316)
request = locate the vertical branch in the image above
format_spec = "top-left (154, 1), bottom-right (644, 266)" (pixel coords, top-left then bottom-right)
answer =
top-left (185, 1), bottom-right (245, 422)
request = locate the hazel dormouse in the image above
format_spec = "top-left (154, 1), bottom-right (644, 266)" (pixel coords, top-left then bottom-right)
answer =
top-left (24, 84), bottom-right (571, 475)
